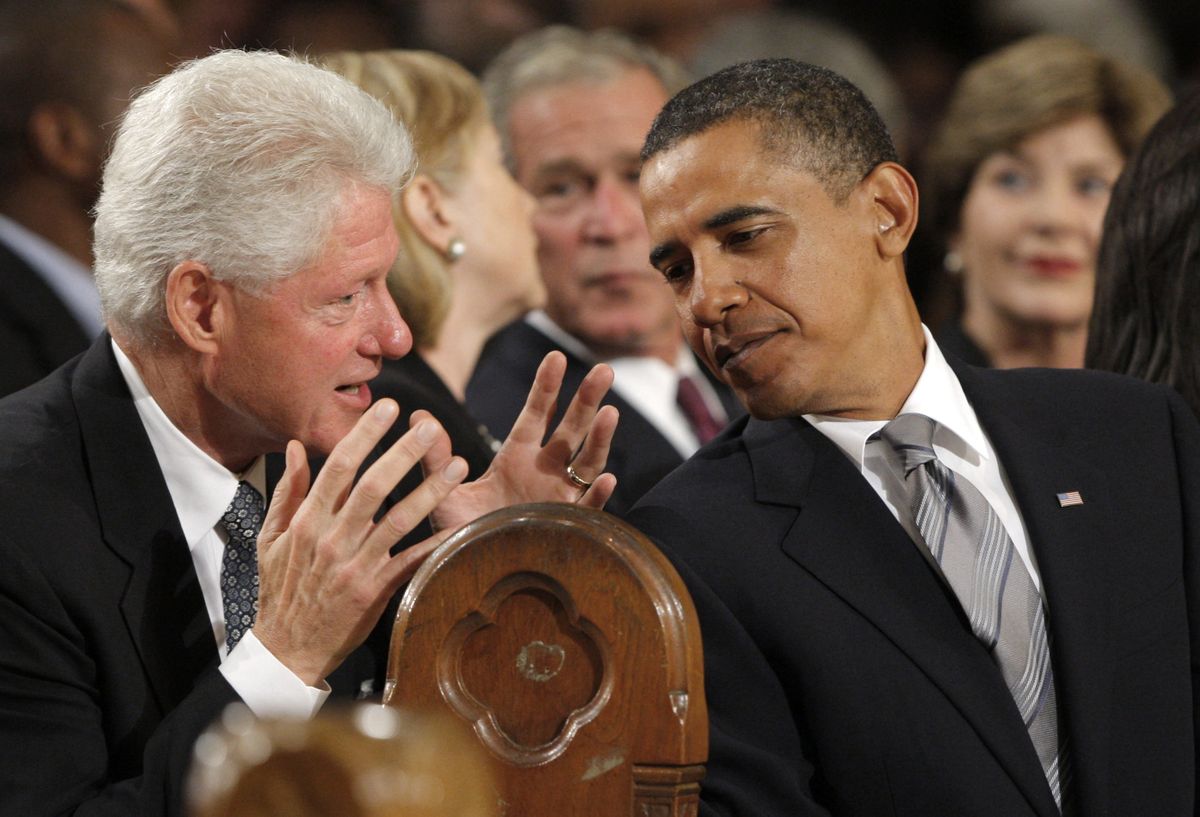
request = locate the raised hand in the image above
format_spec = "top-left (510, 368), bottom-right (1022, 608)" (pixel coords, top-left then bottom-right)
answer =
top-left (252, 400), bottom-right (467, 685)
top-left (426, 351), bottom-right (619, 532)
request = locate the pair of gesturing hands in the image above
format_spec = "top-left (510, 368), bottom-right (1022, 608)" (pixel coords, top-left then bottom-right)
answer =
top-left (251, 352), bottom-right (618, 685)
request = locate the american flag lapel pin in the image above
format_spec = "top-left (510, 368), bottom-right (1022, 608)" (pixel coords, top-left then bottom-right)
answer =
top-left (1057, 490), bottom-right (1084, 508)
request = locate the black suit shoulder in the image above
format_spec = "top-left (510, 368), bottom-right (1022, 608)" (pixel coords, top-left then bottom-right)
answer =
top-left (0, 241), bottom-right (91, 397)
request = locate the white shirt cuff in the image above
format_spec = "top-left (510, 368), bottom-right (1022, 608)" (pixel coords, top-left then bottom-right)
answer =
top-left (218, 630), bottom-right (330, 719)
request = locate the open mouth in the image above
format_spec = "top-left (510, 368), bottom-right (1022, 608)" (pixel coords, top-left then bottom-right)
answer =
top-left (334, 382), bottom-right (372, 408)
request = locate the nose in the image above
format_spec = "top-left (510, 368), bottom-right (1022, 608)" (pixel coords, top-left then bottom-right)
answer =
top-left (360, 284), bottom-right (412, 360)
top-left (689, 261), bottom-right (748, 327)
top-left (581, 174), bottom-right (644, 243)
top-left (1028, 178), bottom-right (1086, 236)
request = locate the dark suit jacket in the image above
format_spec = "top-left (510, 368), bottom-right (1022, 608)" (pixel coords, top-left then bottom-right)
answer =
top-left (0, 338), bottom-right (380, 816)
top-left (466, 319), bottom-right (744, 516)
top-left (0, 238), bottom-right (92, 397)
top-left (627, 363), bottom-right (1200, 817)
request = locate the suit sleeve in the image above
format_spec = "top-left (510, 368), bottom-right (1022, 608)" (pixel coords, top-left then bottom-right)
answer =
top-left (627, 504), bottom-right (834, 817)
top-left (0, 532), bottom-right (239, 817)
top-left (1166, 391), bottom-right (1200, 816)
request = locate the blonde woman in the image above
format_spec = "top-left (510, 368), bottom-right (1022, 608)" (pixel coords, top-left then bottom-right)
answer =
top-left (922, 36), bottom-right (1169, 369)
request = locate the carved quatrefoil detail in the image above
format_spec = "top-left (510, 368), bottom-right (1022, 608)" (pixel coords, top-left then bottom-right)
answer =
top-left (439, 574), bottom-right (611, 764)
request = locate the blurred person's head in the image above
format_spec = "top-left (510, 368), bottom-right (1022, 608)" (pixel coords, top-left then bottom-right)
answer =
top-left (0, 0), bottom-right (170, 261)
top-left (923, 35), bottom-right (1170, 368)
top-left (322, 49), bottom-right (542, 354)
top-left (483, 25), bottom-right (689, 363)
top-left (94, 50), bottom-right (415, 465)
top-left (188, 703), bottom-right (497, 817)
top-left (1087, 89), bottom-right (1200, 414)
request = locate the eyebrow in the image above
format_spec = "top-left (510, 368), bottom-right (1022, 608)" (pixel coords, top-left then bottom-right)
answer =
top-left (649, 204), bottom-right (783, 268)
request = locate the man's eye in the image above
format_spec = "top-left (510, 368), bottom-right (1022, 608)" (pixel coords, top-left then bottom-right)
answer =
top-left (726, 227), bottom-right (765, 247)
top-left (336, 291), bottom-right (358, 306)
top-left (661, 260), bottom-right (693, 284)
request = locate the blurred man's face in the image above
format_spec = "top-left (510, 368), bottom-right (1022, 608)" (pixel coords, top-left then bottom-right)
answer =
top-left (507, 67), bottom-right (680, 360)
top-left (207, 183), bottom-right (411, 458)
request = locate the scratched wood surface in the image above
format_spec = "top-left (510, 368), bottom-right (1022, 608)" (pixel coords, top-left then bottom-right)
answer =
top-left (385, 503), bottom-right (707, 816)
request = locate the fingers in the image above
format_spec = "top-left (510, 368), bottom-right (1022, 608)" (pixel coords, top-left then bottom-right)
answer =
top-left (576, 472), bottom-right (618, 509)
top-left (565, 404), bottom-right (618, 484)
top-left (411, 409), bottom-right (453, 479)
top-left (543, 362), bottom-right (614, 463)
top-left (364, 455), bottom-right (467, 559)
top-left (506, 351), bottom-right (568, 445)
top-left (336, 417), bottom-right (448, 539)
top-left (259, 439), bottom-right (309, 551)
top-left (306, 399), bottom-right (400, 515)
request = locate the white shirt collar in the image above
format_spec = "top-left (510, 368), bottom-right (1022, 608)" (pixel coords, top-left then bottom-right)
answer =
top-left (112, 339), bottom-right (266, 550)
top-left (0, 214), bottom-right (103, 336)
top-left (805, 325), bottom-right (990, 469)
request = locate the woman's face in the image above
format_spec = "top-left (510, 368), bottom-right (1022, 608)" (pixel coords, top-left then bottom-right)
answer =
top-left (450, 123), bottom-right (544, 317)
top-left (953, 114), bottom-right (1125, 332)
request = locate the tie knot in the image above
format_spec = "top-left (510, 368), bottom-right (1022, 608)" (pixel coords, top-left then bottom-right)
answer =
top-left (221, 481), bottom-right (264, 541)
top-left (877, 413), bottom-right (938, 475)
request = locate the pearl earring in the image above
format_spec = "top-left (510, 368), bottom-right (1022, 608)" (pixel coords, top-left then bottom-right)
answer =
top-left (445, 237), bottom-right (466, 262)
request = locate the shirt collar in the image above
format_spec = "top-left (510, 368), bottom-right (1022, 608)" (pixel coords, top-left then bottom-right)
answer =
top-left (805, 325), bottom-right (990, 469)
top-left (112, 339), bottom-right (267, 550)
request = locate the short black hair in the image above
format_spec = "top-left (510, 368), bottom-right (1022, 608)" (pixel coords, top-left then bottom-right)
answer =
top-left (641, 58), bottom-right (897, 201)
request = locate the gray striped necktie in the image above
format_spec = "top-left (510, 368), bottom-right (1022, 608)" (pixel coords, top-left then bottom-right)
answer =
top-left (878, 413), bottom-right (1067, 808)
top-left (219, 481), bottom-right (264, 653)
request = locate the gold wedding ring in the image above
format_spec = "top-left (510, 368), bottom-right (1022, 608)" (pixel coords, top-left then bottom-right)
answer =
top-left (566, 464), bottom-right (592, 491)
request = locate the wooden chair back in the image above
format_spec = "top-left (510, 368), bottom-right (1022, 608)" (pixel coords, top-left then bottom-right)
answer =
top-left (385, 503), bottom-right (707, 817)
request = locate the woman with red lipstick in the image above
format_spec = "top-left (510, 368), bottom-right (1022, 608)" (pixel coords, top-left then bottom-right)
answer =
top-left (921, 35), bottom-right (1169, 369)
top-left (323, 50), bottom-right (546, 478)
top-left (1087, 88), bottom-right (1200, 416)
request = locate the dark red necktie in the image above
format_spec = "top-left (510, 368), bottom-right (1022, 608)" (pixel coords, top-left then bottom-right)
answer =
top-left (676, 375), bottom-right (725, 444)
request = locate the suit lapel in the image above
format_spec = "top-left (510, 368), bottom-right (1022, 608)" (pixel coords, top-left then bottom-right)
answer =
top-left (71, 338), bottom-right (216, 712)
top-left (957, 364), bottom-right (1117, 816)
top-left (0, 241), bottom-right (91, 365)
top-left (746, 417), bottom-right (1060, 817)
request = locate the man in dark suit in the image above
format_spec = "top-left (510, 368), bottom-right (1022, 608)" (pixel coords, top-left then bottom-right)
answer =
top-left (467, 26), bottom-right (743, 516)
top-left (0, 50), bottom-right (617, 817)
top-left (0, 0), bottom-right (170, 396)
top-left (629, 58), bottom-right (1200, 816)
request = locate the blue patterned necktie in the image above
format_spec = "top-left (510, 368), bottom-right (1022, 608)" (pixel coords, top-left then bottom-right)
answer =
top-left (219, 481), bottom-right (264, 653)
top-left (877, 413), bottom-right (1067, 808)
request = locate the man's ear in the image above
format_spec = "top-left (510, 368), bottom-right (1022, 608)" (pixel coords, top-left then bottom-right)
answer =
top-left (27, 101), bottom-right (101, 183)
top-left (400, 173), bottom-right (456, 254)
top-left (165, 260), bottom-right (224, 354)
top-left (863, 162), bottom-right (919, 259)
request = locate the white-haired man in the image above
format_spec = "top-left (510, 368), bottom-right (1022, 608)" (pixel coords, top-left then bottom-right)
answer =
top-left (0, 50), bottom-right (616, 816)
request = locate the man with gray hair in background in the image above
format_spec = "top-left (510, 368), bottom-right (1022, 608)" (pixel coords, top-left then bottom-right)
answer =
top-left (466, 26), bottom-right (744, 517)
top-left (0, 49), bottom-right (616, 816)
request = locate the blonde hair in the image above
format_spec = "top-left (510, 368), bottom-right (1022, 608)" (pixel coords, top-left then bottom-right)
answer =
top-left (323, 50), bottom-right (490, 349)
top-left (923, 35), bottom-right (1171, 244)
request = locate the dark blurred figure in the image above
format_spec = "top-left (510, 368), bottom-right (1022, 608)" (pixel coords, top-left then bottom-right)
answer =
top-left (406, 0), bottom-right (572, 74)
top-left (921, 35), bottom-right (1169, 369)
top-left (1087, 89), bottom-right (1200, 415)
top-left (0, 0), bottom-right (169, 396)
top-left (247, 0), bottom-right (399, 56)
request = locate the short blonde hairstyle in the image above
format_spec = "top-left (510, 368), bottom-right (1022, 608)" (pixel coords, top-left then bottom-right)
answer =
top-left (323, 50), bottom-right (490, 349)
top-left (923, 35), bottom-right (1171, 245)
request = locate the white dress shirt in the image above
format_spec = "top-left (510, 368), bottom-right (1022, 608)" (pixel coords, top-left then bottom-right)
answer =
top-left (0, 214), bottom-right (103, 337)
top-left (525, 310), bottom-right (727, 457)
top-left (113, 340), bottom-right (328, 718)
top-left (804, 326), bottom-right (1044, 595)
